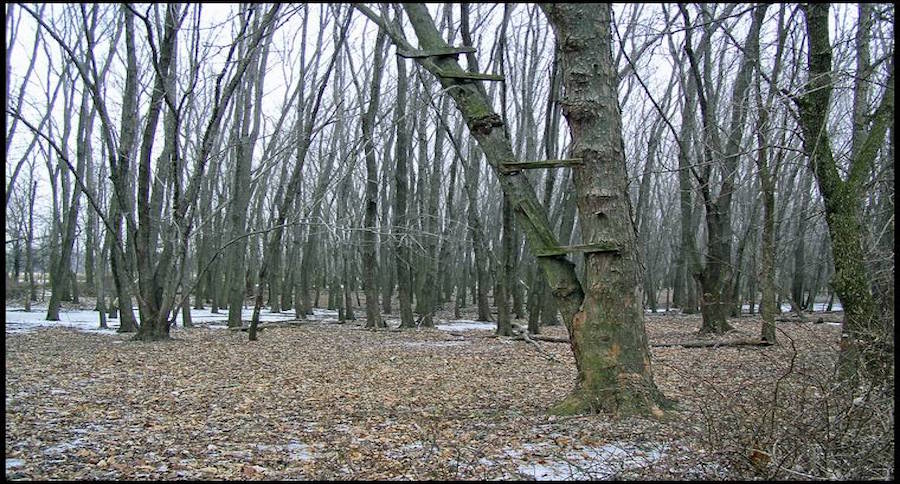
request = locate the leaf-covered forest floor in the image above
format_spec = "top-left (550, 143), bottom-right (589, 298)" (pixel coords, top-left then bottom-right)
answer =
top-left (5, 305), bottom-right (860, 480)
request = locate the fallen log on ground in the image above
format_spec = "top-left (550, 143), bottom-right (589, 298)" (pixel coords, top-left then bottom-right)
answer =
top-left (528, 334), bottom-right (571, 343)
top-left (511, 333), bottom-right (561, 362)
top-left (510, 324), bottom-right (561, 362)
top-left (776, 315), bottom-right (843, 324)
top-left (503, 333), bottom-right (776, 349)
top-left (651, 339), bottom-right (774, 348)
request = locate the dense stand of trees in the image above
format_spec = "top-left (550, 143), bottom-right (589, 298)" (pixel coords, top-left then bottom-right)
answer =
top-left (5, 3), bottom-right (894, 412)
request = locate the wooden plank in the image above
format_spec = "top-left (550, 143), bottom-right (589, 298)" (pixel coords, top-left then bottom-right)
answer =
top-left (499, 159), bottom-right (583, 171)
top-left (436, 69), bottom-right (505, 81)
top-left (396, 46), bottom-right (477, 58)
top-left (535, 242), bottom-right (619, 257)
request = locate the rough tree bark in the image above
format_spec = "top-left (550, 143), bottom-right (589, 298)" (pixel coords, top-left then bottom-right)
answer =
top-left (391, 7), bottom-right (415, 329)
top-left (541, 3), bottom-right (669, 416)
top-left (796, 2), bottom-right (894, 377)
top-left (360, 29), bottom-right (388, 329)
top-left (753, 4), bottom-right (788, 343)
top-left (357, 2), bottom-right (667, 416)
top-left (678, 3), bottom-right (767, 334)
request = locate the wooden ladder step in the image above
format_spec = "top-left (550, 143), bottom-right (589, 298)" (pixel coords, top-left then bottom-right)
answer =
top-left (396, 46), bottom-right (476, 59)
top-left (499, 159), bottom-right (583, 172)
top-left (535, 242), bottom-right (620, 258)
top-left (436, 69), bottom-right (505, 81)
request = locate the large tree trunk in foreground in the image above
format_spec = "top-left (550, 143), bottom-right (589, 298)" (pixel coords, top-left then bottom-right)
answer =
top-left (542, 3), bottom-right (668, 416)
top-left (357, 2), bottom-right (665, 416)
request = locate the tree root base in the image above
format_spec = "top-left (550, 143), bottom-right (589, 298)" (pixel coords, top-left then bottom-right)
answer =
top-left (548, 388), bottom-right (676, 419)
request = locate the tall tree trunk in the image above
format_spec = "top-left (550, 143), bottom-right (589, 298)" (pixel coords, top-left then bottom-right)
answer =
top-left (392, 27), bottom-right (415, 328)
top-left (754, 3), bottom-right (788, 342)
top-left (463, 146), bottom-right (491, 322)
top-left (361, 30), bottom-right (388, 328)
top-left (380, 123), bottom-right (396, 315)
top-left (791, 168), bottom-right (814, 309)
top-left (679, 3), bottom-right (767, 333)
top-left (669, 37), bottom-right (700, 315)
top-left (496, 193), bottom-right (513, 336)
top-left (796, 2), bottom-right (893, 377)
top-left (542, 3), bottom-right (668, 416)
top-left (46, 63), bottom-right (79, 321)
top-left (109, 203), bottom-right (138, 332)
top-left (225, 78), bottom-right (253, 328)
top-left (25, 179), bottom-right (37, 312)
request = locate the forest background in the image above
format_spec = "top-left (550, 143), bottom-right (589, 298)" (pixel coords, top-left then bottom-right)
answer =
top-left (4, 2), bottom-right (894, 480)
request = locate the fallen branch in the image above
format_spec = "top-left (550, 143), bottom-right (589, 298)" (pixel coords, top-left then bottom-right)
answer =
top-left (775, 316), bottom-right (808, 323)
top-left (776, 315), bottom-right (843, 324)
top-left (512, 333), bottom-right (561, 362)
top-left (529, 334), bottom-right (570, 343)
top-left (510, 324), bottom-right (561, 362)
top-left (651, 339), bottom-right (775, 348)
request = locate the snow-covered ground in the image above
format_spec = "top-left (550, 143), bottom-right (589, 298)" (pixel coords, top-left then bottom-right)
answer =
top-left (435, 320), bottom-right (496, 332)
top-left (4, 305), bottom-right (305, 335)
top-left (647, 302), bottom-right (843, 314)
top-left (378, 318), bottom-right (496, 332)
top-left (7, 301), bottom-right (842, 336)
top-left (512, 440), bottom-right (667, 480)
top-left (4, 305), bottom-right (505, 335)
top-left (741, 302), bottom-right (843, 313)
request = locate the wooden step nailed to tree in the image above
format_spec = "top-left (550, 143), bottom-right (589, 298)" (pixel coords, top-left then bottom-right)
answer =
top-left (535, 242), bottom-right (620, 257)
top-left (435, 69), bottom-right (505, 82)
top-left (396, 45), bottom-right (477, 59)
top-left (499, 159), bottom-right (583, 173)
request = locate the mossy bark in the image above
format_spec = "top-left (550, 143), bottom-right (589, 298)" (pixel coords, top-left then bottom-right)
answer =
top-left (378, 3), bottom-right (667, 416)
top-left (797, 3), bottom-right (893, 378)
top-left (542, 3), bottom-right (669, 416)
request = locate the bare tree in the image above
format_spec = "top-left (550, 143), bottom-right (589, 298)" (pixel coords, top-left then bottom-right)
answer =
top-left (677, 3), bottom-right (769, 334)
top-left (355, 2), bottom-right (668, 416)
top-left (795, 2), bottom-right (894, 377)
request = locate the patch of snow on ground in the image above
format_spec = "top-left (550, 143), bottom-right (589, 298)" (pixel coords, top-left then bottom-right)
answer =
top-left (5, 307), bottom-right (121, 334)
top-left (5, 305), bottom-right (299, 334)
top-left (435, 320), bottom-right (496, 332)
top-left (285, 442), bottom-right (316, 461)
top-left (43, 439), bottom-right (87, 455)
top-left (514, 441), bottom-right (667, 481)
top-left (810, 302), bottom-right (842, 311)
top-left (307, 308), bottom-right (339, 321)
top-left (399, 341), bottom-right (469, 348)
top-left (5, 459), bottom-right (25, 470)
top-left (739, 302), bottom-right (843, 313)
top-left (384, 441), bottom-right (424, 459)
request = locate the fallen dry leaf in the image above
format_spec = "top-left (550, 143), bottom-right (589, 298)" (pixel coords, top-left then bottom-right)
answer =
top-left (5, 312), bottom-right (865, 480)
